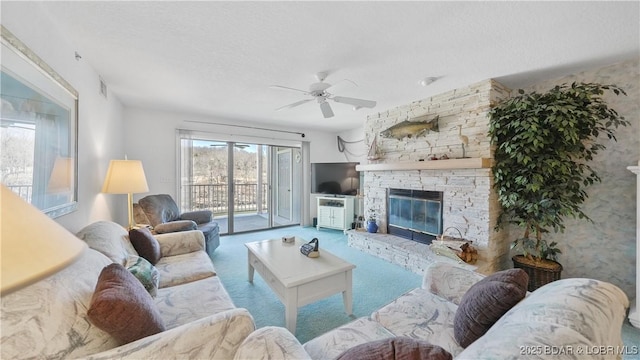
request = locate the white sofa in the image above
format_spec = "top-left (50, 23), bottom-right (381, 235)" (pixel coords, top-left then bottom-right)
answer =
top-left (234, 262), bottom-right (631, 360)
top-left (1, 221), bottom-right (254, 359)
top-left (2, 222), bottom-right (630, 360)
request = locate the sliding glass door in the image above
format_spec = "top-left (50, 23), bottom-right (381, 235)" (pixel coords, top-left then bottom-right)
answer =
top-left (231, 143), bottom-right (269, 233)
top-left (179, 133), bottom-right (300, 235)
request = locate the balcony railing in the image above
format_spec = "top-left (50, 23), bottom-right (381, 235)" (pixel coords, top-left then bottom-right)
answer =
top-left (182, 183), bottom-right (269, 215)
top-left (5, 184), bottom-right (32, 203)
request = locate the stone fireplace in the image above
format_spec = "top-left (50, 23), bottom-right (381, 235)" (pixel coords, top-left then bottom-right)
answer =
top-left (350, 79), bottom-right (512, 275)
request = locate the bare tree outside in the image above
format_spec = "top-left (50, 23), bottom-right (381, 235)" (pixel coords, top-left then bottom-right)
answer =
top-left (1, 125), bottom-right (35, 200)
top-left (187, 143), bottom-right (268, 215)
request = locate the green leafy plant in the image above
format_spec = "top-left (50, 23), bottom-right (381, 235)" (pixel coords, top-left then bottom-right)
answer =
top-left (489, 82), bottom-right (630, 263)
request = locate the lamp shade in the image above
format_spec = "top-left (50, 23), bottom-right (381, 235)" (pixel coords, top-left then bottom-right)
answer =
top-left (47, 156), bottom-right (73, 193)
top-left (101, 160), bottom-right (149, 194)
top-left (1, 185), bottom-right (87, 295)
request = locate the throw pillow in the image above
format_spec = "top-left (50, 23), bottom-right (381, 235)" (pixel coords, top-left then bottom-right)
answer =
top-left (454, 268), bottom-right (528, 348)
top-left (336, 337), bottom-right (453, 360)
top-left (126, 255), bottom-right (160, 297)
top-left (88, 263), bottom-right (165, 344)
top-left (129, 227), bottom-right (161, 264)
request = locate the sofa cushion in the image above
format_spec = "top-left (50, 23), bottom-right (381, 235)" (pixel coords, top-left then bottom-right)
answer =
top-left (76, 221), bottom-right (137, 265)
top-left (155, 275), bottom-right (236, 329)
top-left (155, 251), bottom-right (216, 288)
top-left (372, 288), bottom-right (463, 356)
top-left (88, 263), bottom-right (165, 344)
top-left (234, 326), bottom-right (309, 360)
top-left (129, 227), bottom-right (162, 264)
top-left (126, 255), bottom-right (160, 297)
top-left (336, 337), bottom-right (453, 360)
top-left (303, 317), bottom-right (395, 360)
top-left (453, 268), bottom-right (528, 348)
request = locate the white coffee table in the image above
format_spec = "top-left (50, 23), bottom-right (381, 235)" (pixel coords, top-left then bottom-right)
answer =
top-left (245, 237), bottom-right (356, 333)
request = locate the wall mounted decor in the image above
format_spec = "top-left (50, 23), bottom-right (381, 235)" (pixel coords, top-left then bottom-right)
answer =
top-left (1, 25), bottom-right (79, 218)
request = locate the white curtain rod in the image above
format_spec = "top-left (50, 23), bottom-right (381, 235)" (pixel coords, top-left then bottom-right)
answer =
top-left (183, 120), bottom-right (306, 138)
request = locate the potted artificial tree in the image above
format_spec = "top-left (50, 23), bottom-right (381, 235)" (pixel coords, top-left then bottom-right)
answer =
top-left (488, 82), bottom-right (630, 291)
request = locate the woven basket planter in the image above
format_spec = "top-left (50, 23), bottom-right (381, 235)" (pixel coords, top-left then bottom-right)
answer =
top-left (512, 255), bottom-right (563, 292)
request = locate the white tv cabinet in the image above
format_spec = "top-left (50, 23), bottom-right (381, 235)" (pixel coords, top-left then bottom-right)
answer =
top-left (316, 196), bottom-right (355, 231)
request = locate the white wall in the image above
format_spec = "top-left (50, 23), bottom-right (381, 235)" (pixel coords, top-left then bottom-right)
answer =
top-left (1, 2), bottom-right (127, 232)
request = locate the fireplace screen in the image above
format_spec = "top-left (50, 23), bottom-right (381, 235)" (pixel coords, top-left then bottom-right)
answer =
top-left (387, 189), bottom-right (443, 243)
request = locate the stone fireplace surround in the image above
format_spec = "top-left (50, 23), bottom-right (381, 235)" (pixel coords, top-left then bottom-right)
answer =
top-left (352, 79), bottom-right (512, 275)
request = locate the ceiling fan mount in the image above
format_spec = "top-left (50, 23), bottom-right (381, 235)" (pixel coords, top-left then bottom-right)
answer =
top-left (270, 72), bottom-right (376, 118)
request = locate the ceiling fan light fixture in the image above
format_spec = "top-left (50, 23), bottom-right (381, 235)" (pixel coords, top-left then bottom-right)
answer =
top-left (315, 72), bottom-right (328, 82)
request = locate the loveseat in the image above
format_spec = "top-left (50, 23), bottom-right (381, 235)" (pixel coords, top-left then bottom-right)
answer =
top-left (234, 262), bottom-right (631, 359)
top-left (0, 221), bottom-right (253, 359)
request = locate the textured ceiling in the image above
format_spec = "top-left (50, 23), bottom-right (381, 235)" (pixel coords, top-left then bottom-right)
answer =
top-left (36, 1), bottom-right (639, 132)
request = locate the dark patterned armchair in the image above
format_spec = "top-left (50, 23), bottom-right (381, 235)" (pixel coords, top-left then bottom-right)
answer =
top-left (133, 194), bottom-right (220, 257)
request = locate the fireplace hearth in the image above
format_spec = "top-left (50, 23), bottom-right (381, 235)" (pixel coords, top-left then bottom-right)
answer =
top-left (387, 188), bottom-right (443, 244)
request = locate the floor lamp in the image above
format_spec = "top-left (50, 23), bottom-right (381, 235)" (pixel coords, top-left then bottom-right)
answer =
top-left (102, 159), bottom-right (149, 230)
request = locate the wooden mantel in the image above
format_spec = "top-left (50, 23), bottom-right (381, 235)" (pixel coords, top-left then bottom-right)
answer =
top-left (356, 157), bottom-right (492, 171)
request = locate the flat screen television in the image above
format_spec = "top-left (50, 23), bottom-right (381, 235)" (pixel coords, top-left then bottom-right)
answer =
top-left (311, 162), bottom-right (359, 196)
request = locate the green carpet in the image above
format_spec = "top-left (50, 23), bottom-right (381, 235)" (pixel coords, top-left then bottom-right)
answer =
top-left (210, 226), bottom-right (421, 344)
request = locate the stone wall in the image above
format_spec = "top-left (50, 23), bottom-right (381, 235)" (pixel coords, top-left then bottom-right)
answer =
top-left (362, 79), bottom-right (511, 274)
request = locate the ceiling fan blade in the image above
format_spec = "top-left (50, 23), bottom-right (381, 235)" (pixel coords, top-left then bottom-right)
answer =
top-left (269, 85), bottom-right (310, 95)
top-left (319, 101), bottom-right (334, 118)
top-left (331, 96), bottom-right (377, 108)
top-left (326, 78), bottom-right (357, 92)
top-left (275, 99), bottom-right (313, 111)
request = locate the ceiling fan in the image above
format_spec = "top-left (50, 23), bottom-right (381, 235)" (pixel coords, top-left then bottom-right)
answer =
top-left (270, 72), bottom-right (377, 118)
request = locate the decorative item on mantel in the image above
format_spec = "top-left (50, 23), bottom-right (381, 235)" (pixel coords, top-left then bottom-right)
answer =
top-left (430, 227), bottom-right (478, 264)
top-left (367, 134), bottom-right (382, 161)
top-left (457, 125), bottom-right (469, 158)
top-left (366, 209), bottom-right (378, 233)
